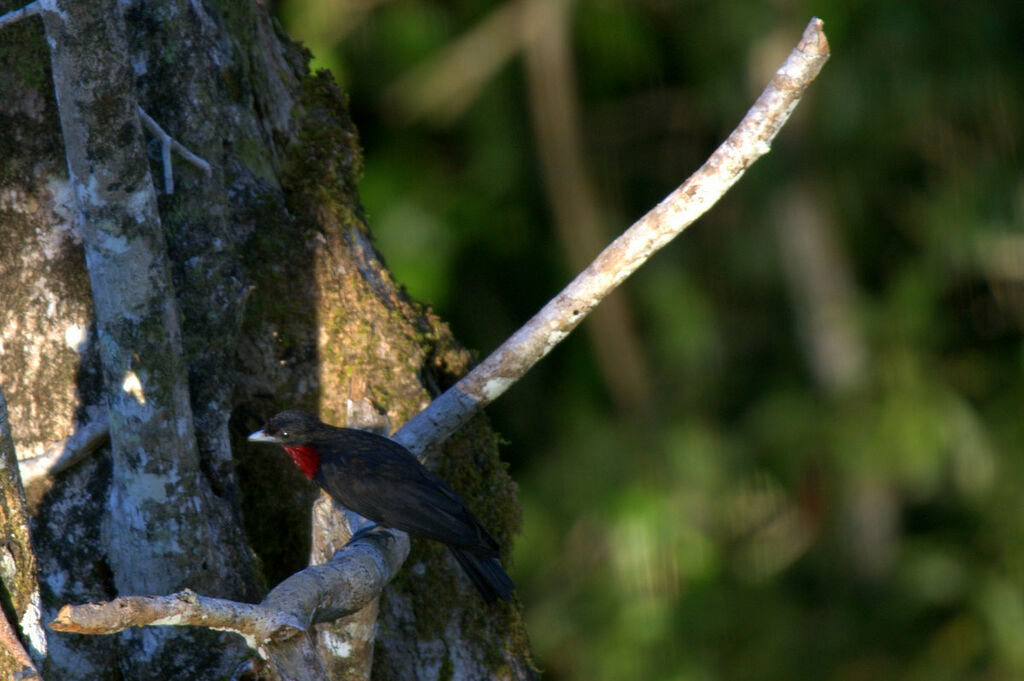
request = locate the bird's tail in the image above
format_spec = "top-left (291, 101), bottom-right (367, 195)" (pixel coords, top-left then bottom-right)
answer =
top-left (448, 547), bottom-right (515, 603)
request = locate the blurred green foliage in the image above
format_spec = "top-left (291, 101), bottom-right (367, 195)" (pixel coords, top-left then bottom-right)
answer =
top-left (276, 1), bottom-right (1024, 679)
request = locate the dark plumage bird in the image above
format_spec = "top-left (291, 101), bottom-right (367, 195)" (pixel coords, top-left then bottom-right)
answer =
top-left (248, 409), bottom-right (514, 602)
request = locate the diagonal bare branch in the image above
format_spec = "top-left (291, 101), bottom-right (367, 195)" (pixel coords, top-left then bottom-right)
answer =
top-left (0, 1), bottom-right (40, 30)
top-left (396, 17), bottom-right (831, 455)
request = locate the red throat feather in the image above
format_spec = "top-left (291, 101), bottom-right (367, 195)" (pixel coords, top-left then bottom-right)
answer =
top-left (282, 445), bottom-right (321, 481)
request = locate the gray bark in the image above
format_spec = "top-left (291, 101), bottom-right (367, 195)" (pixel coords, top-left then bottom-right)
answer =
top-left (0, 0), bottom-right (530, 679)
top-left (38, 0), bottom-right (257, 676)
top-left (0, 387), bottom-right (46, 678)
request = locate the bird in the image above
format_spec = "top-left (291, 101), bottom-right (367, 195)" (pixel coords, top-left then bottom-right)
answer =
top-left (248, 409), bottom-right (515, 602)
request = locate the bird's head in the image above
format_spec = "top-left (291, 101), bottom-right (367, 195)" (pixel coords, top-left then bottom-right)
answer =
top-left (247, 409), bottom-right (324, 445)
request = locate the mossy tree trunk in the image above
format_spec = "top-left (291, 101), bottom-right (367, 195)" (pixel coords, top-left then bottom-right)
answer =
top-left (0, 1), bottom-right (530, 679)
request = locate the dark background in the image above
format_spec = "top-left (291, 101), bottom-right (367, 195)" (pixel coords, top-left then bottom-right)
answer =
top-left (274, 2), bottom-right (1024, 679)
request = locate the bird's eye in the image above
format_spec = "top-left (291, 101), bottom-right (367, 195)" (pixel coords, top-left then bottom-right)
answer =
top-left (281, 430), bottom-right (289, 438)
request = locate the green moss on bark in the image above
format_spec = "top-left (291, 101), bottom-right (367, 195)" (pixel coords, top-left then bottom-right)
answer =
top-left (281, 69), bottom-right (365, 229)
top-left (268, 63), bottom-right (533, 677)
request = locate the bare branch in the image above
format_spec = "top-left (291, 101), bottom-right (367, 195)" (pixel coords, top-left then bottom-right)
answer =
top-left (261, 527), bottom-right (409, 627)
top-left (137, 106), bottom-right (213, 194)
top-left (257, 526), bottom-right (407, 679)
top-left (48, 525), bottom-right (406, 679)
top-left (265, 18), bottom-right (829, 671)
top-left (0, 1), bottom-right (40, 30)
top-left (396, 17), bottom-right (830, 454)
top-left (49, 589), bottom-right (304, 645)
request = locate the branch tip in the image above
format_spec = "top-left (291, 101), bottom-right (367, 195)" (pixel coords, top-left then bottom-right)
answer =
top-left (800, 17), bottom-right (830, 58)
top-left (49, 605), bottom-right (77, 632)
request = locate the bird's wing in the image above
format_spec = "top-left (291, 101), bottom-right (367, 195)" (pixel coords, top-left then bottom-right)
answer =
top-left (315, 430), bottom-right (500, 555)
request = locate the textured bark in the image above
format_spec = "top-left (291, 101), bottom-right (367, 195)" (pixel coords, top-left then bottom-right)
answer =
top-left (0, 0), bottom-right (530, 679)
top-left (308, 497), bottom-right (380, 681)
top-left (0, 388), bottom-right (45, 679)
top-left (38, 0), bottom-right (257, 676)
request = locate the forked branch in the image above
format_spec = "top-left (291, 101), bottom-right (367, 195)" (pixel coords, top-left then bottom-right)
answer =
top-left (50, 16), bottom-right (829, 679)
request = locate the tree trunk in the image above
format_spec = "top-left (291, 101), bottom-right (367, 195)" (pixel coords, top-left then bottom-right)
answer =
top-left (0, 387), bottom-right (45, 678)
top-left (0, 0), bottom-right (531, 679)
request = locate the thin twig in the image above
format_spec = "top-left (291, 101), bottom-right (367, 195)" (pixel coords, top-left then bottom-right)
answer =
top-left (17, 411), bottom-right (110, 485)
top-left (137, 106), bottom-right (213, 193)
top-left (0, 1), bottom-right (40, 30)
top-left (396, 17), bottom-right (830, 454)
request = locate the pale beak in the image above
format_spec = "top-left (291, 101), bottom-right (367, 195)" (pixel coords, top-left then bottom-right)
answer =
top-left (247, 429), bottom-right (279, 443)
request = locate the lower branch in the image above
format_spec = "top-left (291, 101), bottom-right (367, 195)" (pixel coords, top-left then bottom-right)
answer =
top-left (49, 589), bottom-right (303, 647)
top-left (49, 526), bottom-right (408, 679)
